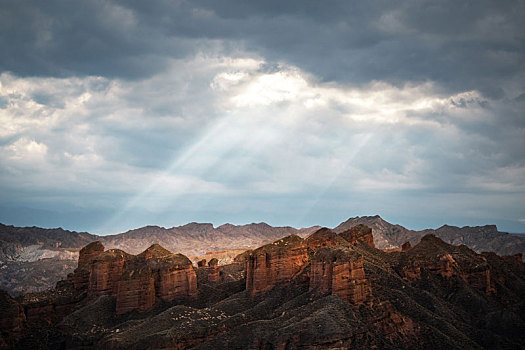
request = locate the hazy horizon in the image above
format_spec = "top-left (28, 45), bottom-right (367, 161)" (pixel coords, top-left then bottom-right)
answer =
top-left (1, 1), bottom-right (524, 235)
top-left (1, 211), bottom-right (524, 236)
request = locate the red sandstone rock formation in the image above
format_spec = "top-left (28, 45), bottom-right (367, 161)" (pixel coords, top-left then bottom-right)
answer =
top-left (116, 274), bottom-right (156, 314)
top-left (207, 258), bottom-right (220, 283)
top-left (400, 234), bottom-right (495, 294)
top-left (197, 259), bottom-right (207, 267)
top-left (115, 244), bottom-right (197, 314)
top-left (338, 224), bottom-right (375, 248)
top-left (246, 235), bottom-right (308, 294)
top-left (88, 249), bottom-right (129, 296)
top-left (63, 241), bottom-right (198, 315)
top-left (305, 227), bottom-right (349, 249)
top-left (71, 241), bottom-right (105, 290)
top-left (309, 247), bottom-right (372, 305)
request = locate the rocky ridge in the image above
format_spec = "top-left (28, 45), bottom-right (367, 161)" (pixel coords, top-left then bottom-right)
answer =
top-left (335, 215), bottom-right (525, 255)
top-left (1, 216), bottom-right (524, 299)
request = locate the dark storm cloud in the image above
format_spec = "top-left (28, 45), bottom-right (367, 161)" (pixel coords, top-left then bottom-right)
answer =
top-left (2, 0), bottom-right (524, 97)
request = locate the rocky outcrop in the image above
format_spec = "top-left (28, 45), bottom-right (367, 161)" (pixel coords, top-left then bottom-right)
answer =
top-left (309, 247), bottom-right (371, 304)
top-left (197, 259), bottom-right (207, 267)
top-left (116, 244), bottom-right (197, 314)
top-left (305, 227), bottom-right (348, 249)
top-left (207, 258), bottom-right (220, 283)
top-left (401, 241), bottom-right (412, 251)
top-left (88, 249), bottom-right (129, 296)
top-left (338, 224), bottom-right (375, 248)
top-left (9, 225), bottom-right (525, 350)
top-left (246, 235), bottom-right (308, 294)
top-left (71, 241), bottom-right (105, 290)
top-left (60, 242), bottom-right (198, 315)
top-left (399, 234), bottom-right (495, 294)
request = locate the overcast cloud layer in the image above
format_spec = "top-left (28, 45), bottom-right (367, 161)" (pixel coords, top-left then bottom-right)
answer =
top-left (1, 0), bottom-right (524, 234)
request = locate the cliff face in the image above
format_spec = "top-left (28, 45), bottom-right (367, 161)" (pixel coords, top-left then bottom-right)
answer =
top-left (116, 274), bottom-right (156, 315)
top-left (71, 241), bottom-right (105, 290)
top-left (246, 235), bottom-right (308, 294)
top-left (338, 224), bottom-right (375, 248)
top-left (88, 249), bottom-right (129, 296)
top-left (309, 247), bottom-right (371, 304)
top-left (116, 244), bottom-right (197, 314)
top-left (245, 227), bottom-right (375, 304)
top-left (64, 242), bottom-right (198, 315)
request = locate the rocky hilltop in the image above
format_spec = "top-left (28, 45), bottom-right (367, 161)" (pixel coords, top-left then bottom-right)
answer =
top-left (1, 223), bottom-right (524, 349)
top-left (69, 242), bottom-right (198, 315)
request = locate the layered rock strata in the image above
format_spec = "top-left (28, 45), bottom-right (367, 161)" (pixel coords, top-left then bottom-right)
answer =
top-left (88, 249), bottom-right (129, 296)
top-left (338, 224), bottom-right (375, 248)
top-left (309, 247), bottom-right (372, 304)
top-left (70, 241), bottom-right (105, 290)
top-left (246, 235), bottom-right (308, 294)
top-left (62, 242), bottom-right (197, 315)
top-left (116, 244), bottom-right (197, 314)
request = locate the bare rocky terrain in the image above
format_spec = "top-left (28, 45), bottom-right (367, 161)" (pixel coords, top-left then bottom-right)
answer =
top-left (1, 217), bottom-right (524, 296)
top-left (1, 225), bottom-right (523, 349)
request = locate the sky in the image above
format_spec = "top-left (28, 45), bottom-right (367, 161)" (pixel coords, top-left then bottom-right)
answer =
top-left (1, 0), bottom-right (525, 234)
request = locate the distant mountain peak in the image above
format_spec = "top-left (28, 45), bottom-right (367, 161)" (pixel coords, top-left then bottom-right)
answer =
top-left (138, 244), bottom-right (174, 259)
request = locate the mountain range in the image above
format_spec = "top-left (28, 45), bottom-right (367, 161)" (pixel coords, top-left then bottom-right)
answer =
top-left (1, 224), bottom-right (523, 349)
top-left (1, 216), bottom-right (524, 295)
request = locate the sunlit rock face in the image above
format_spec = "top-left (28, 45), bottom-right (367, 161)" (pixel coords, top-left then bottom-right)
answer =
top-left (88, 249), bottom-right (129, 296)
top-left (70, 241), bottom-right (105, 290)
top-left (63, 241), bottom-right (197, 315)
top-left (305, 227), bottom-right (349, 250)
top-left (309, 247), bottom-right (372, 305)
top-left (246, 235), bottom-right (308, 294)
top-left (115, 244), bottom-right (197, 315)
top-left (338, 224), bottom-right (375, 248)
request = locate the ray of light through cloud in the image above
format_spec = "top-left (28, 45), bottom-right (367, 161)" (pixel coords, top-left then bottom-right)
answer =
top-left (1, 0), bottom-right (524, 233)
